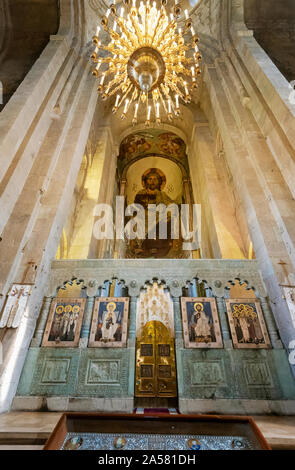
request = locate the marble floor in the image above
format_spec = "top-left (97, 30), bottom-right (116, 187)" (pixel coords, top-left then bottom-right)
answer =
top-left (0, 412), bottom-right (294, 450)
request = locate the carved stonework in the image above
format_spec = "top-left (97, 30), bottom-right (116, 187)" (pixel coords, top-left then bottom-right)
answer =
top-left (48, 259), bottom-right (267, 299)
top-left (283, 287), bottom-right (295, 329)
top-left (0, 284), bottom-right (32, 328)
top-left (191, 361), bottom-right (225, 386)
top-left (76, 349), bottom-right (131, 397)
top-left (136, 282), bottom-right (174, 337)
top-left (86, 360), bottom-right (120, 384)
top-left (243, 361), bottom-right (273, 387)
top-left (41, 359), bottom-right (71, 384)
top-left (31, 349), bottom-right (81, 396)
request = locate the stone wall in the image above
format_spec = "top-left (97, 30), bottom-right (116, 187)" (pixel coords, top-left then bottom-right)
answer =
top-left (1, 0), bottom-right (295, 414)
top-left (0, 0), bottom-right (100, 412)
top-left (12, 259), bottom-right (295, 414)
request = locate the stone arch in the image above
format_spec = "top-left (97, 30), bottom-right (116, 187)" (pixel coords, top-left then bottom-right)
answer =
top-left (118, 129), bottom-right (190, 181)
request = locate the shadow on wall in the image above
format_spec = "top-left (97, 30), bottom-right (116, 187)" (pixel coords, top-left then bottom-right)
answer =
top-left (244, 0), bottom-right (295, 82)
top-left (0, 0), bottom-right (60, 111)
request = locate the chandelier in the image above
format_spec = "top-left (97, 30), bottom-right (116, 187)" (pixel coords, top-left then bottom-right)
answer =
top-left (91, 0), bottom-right (201, 125)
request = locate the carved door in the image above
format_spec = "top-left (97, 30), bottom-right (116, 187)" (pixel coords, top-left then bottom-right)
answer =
top-left (135, 321), bottom-right (177, 397)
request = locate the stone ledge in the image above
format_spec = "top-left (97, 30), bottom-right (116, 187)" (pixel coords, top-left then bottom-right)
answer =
top-left (12, 396), bottom-right (134, 413)
top-left (179, 398), bottom-right (295, 415)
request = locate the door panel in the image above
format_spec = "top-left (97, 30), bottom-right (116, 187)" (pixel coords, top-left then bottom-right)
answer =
top-left (135, 321), bottom-right (177, 397)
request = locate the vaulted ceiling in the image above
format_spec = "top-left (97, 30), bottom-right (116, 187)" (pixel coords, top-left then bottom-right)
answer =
top-left (0, 0), bottom-right (294, 113)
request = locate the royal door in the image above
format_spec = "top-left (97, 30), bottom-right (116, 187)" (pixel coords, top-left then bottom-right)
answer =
top-left (135, 320), bottom-right (177, 398)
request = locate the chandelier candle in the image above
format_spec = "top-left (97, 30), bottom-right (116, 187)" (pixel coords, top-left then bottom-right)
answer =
top-left (91, 0), bottom-right (202, 125)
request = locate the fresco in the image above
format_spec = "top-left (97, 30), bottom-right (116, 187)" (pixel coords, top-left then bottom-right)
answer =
top-left (118, 130), bottom-right (188, 176)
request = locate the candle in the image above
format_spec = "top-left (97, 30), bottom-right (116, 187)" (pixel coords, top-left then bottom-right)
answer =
top-left (124, 99), bottom-right (129, 114)
top-left (156, 102), bottom-right (160, 118)
top-left (95, 60), bottom-right (102, 72)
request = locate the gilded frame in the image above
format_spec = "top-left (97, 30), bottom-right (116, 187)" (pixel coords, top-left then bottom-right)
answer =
top-left (225, 298), bottom-right (271, 349)
top-left (42, 298), bottom-right (85, 348)
top-left (181, 297), bottom-right (223, 348)
top-left (89, 297), bottom-right (129, 348)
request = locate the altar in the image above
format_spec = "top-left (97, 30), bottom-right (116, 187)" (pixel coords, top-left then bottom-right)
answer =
top-left (44, 412), bottom-right (270, 450)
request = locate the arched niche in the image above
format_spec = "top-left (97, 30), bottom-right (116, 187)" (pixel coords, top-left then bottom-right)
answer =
top-left (118, 128), bottom-right (190, 183)
top-left (116, 130), bottom-right (196, 259)
top-left (125, 156), bottom-right (185, 207)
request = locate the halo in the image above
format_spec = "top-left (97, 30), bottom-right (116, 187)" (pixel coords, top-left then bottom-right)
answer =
top-left (64, 305), bottom-right (73, 313)
top-left (142, 167), bottom-right (166, 190)
top-left (55, 305), bottom-right (64, 314)
top-left (106, 302), bottom-right (116, 311)
top-left (72, 305), bottom-right (80, 314)
top-left (194, 302), bottom-right (203, 311)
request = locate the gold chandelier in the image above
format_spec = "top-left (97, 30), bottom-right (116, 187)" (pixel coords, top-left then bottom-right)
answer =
top-left (91, 0), bottom-right (201, 125)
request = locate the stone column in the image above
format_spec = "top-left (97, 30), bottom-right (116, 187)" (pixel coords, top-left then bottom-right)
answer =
top-left (114, 178), bottom-right (127, 259)
top-left (88, 130), bottom-right (117, 259)
top-left (182, 178), bottom-right (199, 259)
top-left (205, 62), bottom-right (295, 356)
top-left (127, 295), bottom-right (137, 401)
top-left (127, 295), bottom-right (137, 346)
top-left (173, 296), bottom-right (183, 348)
top-left (79, 296), bottom-right (95, 348)
top-left (216, 296), bottom-right (233, 348)
top-left (30, 296), bottom-right (52, 347)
